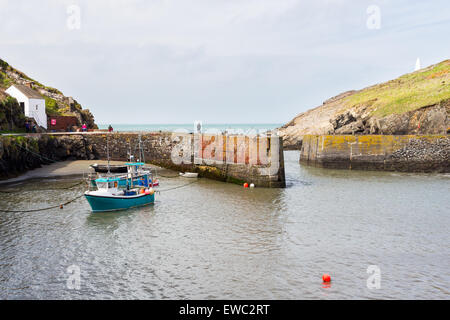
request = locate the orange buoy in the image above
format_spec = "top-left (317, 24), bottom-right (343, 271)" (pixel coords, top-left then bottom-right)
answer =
top-left (243, 183), bottom-right (249, 188)
top-left (322, 274), bottom-right (331, 282)
top-left (59, 204), bottom-right (63, 209)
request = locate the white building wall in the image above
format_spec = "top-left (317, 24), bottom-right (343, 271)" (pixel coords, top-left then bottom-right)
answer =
top-left (29, 98), bottom-right (47, 129)
top-left (5, 86), bottom-right (30, 115)
top-left (5, 86), bottom-right (47, 129)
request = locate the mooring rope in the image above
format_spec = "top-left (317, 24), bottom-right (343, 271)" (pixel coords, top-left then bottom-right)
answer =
top-left (158, 179), bottom-right (199, 192)
top-left (0, 176), bottom-right (198, 212)
top-left (0, 180), bottom-right (85, 193)
top-left (0, 194), bottom-right (84, 213)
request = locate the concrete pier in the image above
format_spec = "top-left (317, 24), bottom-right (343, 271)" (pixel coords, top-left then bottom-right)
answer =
top-left (84, 132), bottom-right (286, 188)
top-left (300, 134), bottom-right (449, 172)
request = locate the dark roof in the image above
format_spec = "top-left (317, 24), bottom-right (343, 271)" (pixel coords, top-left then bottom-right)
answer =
top-left (11, 84), bottom-right (43, 99)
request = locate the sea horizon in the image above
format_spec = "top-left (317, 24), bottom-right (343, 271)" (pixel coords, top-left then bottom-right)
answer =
top-left (97, 123), bottom-right (283, 133)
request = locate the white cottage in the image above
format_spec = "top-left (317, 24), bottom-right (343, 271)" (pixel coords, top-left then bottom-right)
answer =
top-left (5, 84), bottom-right (47, 129)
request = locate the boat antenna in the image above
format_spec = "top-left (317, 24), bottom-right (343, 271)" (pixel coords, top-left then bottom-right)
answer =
top-left (139, 134), bottom-right (145, 163)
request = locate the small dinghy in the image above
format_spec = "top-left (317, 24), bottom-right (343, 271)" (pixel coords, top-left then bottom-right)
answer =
top-left (90, 163), bottom-right (127, 173)
top-left (179, 172), bottom-right (199, 178)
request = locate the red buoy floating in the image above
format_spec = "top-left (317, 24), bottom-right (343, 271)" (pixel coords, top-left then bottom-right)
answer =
top-left (322, 274), bottom-right (331, 283)
top-left (243, 183), bottom-right (249, 188)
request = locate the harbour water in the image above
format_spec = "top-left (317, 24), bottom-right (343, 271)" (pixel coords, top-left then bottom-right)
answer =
top-left (0, 151), bottom-right (449, 299)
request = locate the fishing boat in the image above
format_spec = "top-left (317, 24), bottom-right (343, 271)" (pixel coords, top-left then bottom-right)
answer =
top-left (85, 135), bottom-right (158, 212)
top-left (84, 176), bottom-right (155, 212)
top-left (90, 163), bottom-right (127, 173)
top-left (89, 162), bottom-right (159, 188)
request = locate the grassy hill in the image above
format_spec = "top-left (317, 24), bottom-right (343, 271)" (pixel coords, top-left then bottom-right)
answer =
top-left (279, 59), bottom-right (450, 149)
top-left (343, 60), bottom-right (449, 117)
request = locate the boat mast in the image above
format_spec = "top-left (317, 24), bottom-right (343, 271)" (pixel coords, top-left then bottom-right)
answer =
top-left (138, 134), bottom-right (145, 163)
top-left (107, 133), bottom-right (111, 174)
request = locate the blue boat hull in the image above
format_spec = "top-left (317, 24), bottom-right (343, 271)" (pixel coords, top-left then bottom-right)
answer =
top-left (85, 193), bottom-right (155, 212)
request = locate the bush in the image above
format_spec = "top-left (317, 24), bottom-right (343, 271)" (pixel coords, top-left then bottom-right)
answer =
top-left (0, 59), bottom-right (9, 70)
top-left (45, 96), bottom-right (62, 115)
top-left (0, 96), bottom-right (26, 131)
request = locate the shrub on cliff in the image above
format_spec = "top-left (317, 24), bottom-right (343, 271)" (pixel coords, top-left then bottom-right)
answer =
top-left (0, 59), bottom-right (8, 70)
top-left (0, 97), bottom-right (26, 132)
top-left (44, 96), bottom-right (62, 116)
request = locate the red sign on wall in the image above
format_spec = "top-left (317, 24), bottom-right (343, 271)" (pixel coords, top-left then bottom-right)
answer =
top-left (51, 119), bottom-right (56, 126)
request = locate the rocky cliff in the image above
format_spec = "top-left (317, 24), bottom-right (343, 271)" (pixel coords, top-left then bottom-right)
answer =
top-left (279, 60), bottom-right (450, 149)
top-left (0, 135), bottom-right (97, 179)
top-left (0, 58), bottom-right (97, 131)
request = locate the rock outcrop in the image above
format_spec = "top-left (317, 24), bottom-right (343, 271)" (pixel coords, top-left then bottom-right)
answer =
top-left (279, 60), bottom-right (450, 150)
top-left (0, 135), bottom-right (97, 179)
top-left (0, 58), bottom-right (98, 131)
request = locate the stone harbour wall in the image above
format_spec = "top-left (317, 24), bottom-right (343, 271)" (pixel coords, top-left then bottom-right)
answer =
top-left (82, 132), bottom-right (286, 188)
top-left (300, 134), bottom-right (450, 172)
top-left (0, 132), bottom-right (286, 187)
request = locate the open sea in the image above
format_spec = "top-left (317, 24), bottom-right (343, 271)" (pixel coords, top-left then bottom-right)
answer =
top-left (97, 123), bottom-right (282, 134)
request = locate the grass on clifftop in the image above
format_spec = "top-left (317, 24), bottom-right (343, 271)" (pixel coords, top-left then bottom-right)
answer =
top-left (343, 60), bottom-right (450, 117)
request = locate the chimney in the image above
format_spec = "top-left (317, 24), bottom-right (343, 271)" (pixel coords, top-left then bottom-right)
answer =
top-left (27, 82), bottom-right (33, 89)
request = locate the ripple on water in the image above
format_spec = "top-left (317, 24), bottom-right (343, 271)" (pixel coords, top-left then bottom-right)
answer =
top-left (0, 152), bottom-right (449, 299)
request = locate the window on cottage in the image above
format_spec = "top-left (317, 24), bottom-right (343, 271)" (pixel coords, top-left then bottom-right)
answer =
top-left (36, 105), bottom-right (38, 110)
top-left (20, 102), bottom-right (24, 110)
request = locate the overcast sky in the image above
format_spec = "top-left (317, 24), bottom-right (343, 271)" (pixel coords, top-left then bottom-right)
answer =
top-left (1, 0), bottom-right (449, 124)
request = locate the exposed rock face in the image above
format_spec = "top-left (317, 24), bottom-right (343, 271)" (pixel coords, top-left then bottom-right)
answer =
top-left (0, 135), bottom-right (97, 179)
top-left (280, 99), bottom-right (449, 150)
top-left (0, 96), bottom-right (26, 131)
top-left (37, 135), bottom-right (97, 161)
top-left (279, 60), bottom-right (450, 150)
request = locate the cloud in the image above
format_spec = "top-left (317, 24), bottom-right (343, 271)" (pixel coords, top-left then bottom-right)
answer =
top-left (0, 0), bottom-right (449, 124)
